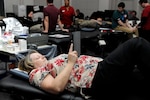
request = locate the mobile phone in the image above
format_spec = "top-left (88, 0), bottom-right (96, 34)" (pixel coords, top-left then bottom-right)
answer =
top-left (72, 31), bottom-right (81, 56)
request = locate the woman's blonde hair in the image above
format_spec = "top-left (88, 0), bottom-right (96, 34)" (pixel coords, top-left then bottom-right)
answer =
top-left (18, 50), bottom-right (38, 73)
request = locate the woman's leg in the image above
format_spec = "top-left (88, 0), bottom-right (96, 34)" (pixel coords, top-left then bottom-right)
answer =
top-left (92, 37), bottom-right (150, 85)
top-left (139, 30), bottom-right (150, 42)
top-left (90, 37), bottom-right (150, 98)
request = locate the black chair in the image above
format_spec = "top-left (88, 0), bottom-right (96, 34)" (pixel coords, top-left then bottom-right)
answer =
top-left (0, 20), bottom-right (6, 30)
top-left (0, 67), bottom-right (148, 100)
top-left (48, 31), bottom-right (72, 54)
top-left (0, 44), bottom-right (87, 100)
top-left (0, 62), bottom-right (7, 79)
top-left (72, 30), bottom-right (100, 56)
top-left (0, 73), bottom-right (86, 100)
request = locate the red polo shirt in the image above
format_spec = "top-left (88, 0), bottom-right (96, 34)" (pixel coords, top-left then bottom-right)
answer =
top-left (59, 6), bottom-right (75, 28)
top-left (43, 5), bottom-right (60, 32)
top-left (141, 5), bottom-right (150, 30)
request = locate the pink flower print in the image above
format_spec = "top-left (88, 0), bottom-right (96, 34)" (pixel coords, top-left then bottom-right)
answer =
top-left (29, 69), bottom-right (39, 82)
top-left (33, 69), bottom-right (40, 74)
top-left (47, 63), bottom-right (54, 70)
top-left (88, 69), bottom-right (95, 77)
top-left (72, 67), bottom-right (77, 75)
top-left (77, 75), bottom-right (81, 81)
top-left (78, 59), bottom-right (83, 64)
top-left (76, 66), bottom-right (84, 81)
top-left (86, 82), bottom-right (91, 88)
top-left (90, 59), bottom-right (95, 63)
top-left (40, 67), bottom-right (46, 72)
top-left (78, 66), bottom-right (84, 74)
top-left (80, 55), bottom-right (88, 61)
top-left (54, 59), bottom-right (64, 66)
top-left (74, 71), bottom-right (81, 81)
top-left (73, 69), bottom-right (81, 81)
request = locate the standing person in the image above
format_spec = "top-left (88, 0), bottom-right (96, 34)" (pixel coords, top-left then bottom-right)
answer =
top-left (25, 6), bottom-right (44, 33)
top-left (19, 37), bottom-right (150, 99)
top-left (27, 6), bottom-right (44, 23)
top-left (42, 0), bottom-right (69, 33)
top-left (59, 0), bottom-right (76, 29)
top-left (112, 2), bottom-right (139, 38)
top-left (138, 0), bottom-right (150, 42)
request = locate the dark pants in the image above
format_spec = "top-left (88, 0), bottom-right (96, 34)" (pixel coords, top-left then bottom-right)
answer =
top-left (139, 29), bottom-right (150, 43)
top-left (90, 37), bottom-right (150, 99)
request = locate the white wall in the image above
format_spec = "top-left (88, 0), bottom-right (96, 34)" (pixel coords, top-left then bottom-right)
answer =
top-left (4, 0), bottom-right (21, 13)
top-left (4, 0), bottom-right (143, 18)
top-left (72, 0), bottom-right (99, 17)
top-left (72, 0), bottom-right (110, 17)
top-left (33, 0), bottom-right (46, 6)
top-left (23, 0), bottom-right (34, 5)
top-left (99, 0), bottom-right (110, 11)
top-left (53, 0), bottom-right (62, 8)
top-left (4, 0), bottom-right (62, 13)
top-left (4, 0), bottom-right (109, 17)
top-left (4, 0), bottom-right (34, 13)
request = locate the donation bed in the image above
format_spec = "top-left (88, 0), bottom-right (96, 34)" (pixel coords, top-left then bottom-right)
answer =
top-left (0, 30), bottom-right (149, 100)
top-left (0, 73), bottom-right (86, 100)
top-left (0, 43), bottom-right (87, 100)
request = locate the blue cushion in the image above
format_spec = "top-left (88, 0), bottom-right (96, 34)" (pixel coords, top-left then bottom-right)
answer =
top-left (9, 68), bottom-right (29, 80)
top-left (81, 27), bottom-right (96, 32)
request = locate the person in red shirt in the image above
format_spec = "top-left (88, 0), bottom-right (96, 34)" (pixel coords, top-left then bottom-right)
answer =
top-left (139, 0), bottom-right (150, 42)
top-left (59, 0), bottom-right (76, 29)
top-left (43, 0), bottom-right (69, 33)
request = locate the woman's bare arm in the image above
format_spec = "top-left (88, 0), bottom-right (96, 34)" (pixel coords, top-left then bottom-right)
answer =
top-left (28, 11), bottom-right (33, 18)
top-left (40, 43), bottom-right (78, 94)
top-left (57, 15), bottom-right (69, 32)
top-left (43, 16), bottom-right (49, 33)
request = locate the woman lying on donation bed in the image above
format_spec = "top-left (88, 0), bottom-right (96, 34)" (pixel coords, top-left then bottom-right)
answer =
top-left (18, 37), bottom-right (150, 99)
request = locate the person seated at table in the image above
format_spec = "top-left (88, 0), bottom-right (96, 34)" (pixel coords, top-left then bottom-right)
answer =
top-left (18, 37), bottom-right (150, 99)
top-left (74, 11), bottom-right (104, 29)
top-left (75, 9), bottom-right (84, 19)
top-left (128, 10), bottom-right (139, 21)
top-left (77, 10), bottom-right (112, 29)
top-left (28, 7), bottom-right (42, 22)
top-left (112, 2), bottom-right (139, 38)
top-left (26, 6), bottom-right (44, 32)
top-left (128, 10), bottom-right (140, 27)
top-left (76, 18), bottom-right (102, 29)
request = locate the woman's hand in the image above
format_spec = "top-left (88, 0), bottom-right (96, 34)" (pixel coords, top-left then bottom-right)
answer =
top-left (67, 43), bottom-right (78, 64)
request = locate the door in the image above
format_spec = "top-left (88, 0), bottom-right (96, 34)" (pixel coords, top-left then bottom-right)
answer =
top-left (0, 0), bottom-right (5, 16)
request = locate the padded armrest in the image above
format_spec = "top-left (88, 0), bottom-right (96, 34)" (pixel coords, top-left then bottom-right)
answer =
top-left (0, 74), bottom-right (86, 100)
top-left (0, 70), bottom-right (7, 79)
top-left (9, 68), bottom-right (29, 80)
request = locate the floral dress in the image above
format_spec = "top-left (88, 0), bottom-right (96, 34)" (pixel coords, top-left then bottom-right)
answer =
top-left (29, 54), bottom-right (103, 92)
